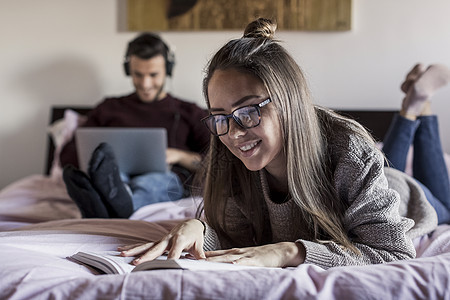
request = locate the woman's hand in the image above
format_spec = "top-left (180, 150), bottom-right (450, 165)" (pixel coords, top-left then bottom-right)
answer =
top-left (118, 219), bottom-right (206, 265)
top-left (205, 242), bottom-right (305, 268)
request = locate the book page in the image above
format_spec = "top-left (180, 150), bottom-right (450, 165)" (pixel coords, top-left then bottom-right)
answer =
top-left (133, 257), bottom-right (264, 272)
top-left (71, 251), bottom-right (136, 274)
top-left (70, 251), bottom-right (170, 274)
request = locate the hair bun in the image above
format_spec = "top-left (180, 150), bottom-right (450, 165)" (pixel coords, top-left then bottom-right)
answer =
top-left (243, 18), bottom-right (277, 39)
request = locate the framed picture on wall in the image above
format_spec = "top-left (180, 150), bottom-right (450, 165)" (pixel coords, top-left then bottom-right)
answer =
top-left (127, 0), bottom-right (352, 31)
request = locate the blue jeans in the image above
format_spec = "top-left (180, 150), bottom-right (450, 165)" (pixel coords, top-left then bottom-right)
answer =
top-left (120, 171), bottom-right (184, 211)
top-left (382, 114), bottom-right (450, 224)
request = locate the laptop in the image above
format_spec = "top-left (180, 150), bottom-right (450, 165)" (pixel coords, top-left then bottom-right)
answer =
top-left (75, 127), bottom-right (168, 175)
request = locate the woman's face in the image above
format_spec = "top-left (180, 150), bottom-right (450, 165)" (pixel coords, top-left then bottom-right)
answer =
top-left (207, 69), bottom-right (286, 178)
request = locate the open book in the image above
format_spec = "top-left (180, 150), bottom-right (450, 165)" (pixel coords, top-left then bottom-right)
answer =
top-left (69, 251), bottom-right (263, 275)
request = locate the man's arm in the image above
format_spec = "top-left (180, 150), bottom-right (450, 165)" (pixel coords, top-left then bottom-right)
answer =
top-left (166, 148), bottom-right (202, 172)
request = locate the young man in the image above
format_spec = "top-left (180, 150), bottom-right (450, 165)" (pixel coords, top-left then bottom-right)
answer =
top-left (61, 33), bottom-right (210, 218)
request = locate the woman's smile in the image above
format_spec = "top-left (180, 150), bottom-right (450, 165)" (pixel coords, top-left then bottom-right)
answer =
top-left (238, 140), bottom-right (261, 155)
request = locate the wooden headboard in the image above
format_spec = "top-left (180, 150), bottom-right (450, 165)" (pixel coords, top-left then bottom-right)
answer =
top-left (45, 107), bottom-right (397, 175)
top-left (334, 110), bottom-right (396, 141)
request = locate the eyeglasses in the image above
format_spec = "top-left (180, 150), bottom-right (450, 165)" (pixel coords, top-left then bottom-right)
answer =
top-left (202, 98), bottom-right (272, 136)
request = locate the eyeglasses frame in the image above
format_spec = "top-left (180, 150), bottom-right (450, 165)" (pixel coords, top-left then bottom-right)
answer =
top-left (202, 98), bottom-right (272, 136)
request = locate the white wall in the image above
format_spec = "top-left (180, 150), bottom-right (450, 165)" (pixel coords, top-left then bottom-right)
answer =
top-left (1, 0), bottom-right (450, 188)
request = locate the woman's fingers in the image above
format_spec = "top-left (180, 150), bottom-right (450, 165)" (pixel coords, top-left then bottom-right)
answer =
top-left (166, 243), bottom-right (186, 260)
top-left (118, 219), bottom-right (206, 265)
top-left (132, 239), bottom-right (170, 265)
top-left (204, 249), bottom-right (243, 264)
top-left (205, 248), bottom-right (242, 257)
top-left (205, 250), bottom-right (259, 266)
top-left (206, 254), bottom-right (238, 263)
top-left (206, 242), bottom-right (303, 267)
top-left (192, 241), bottom-right (206, 260)
top-left (119, 242), bottom-right (156, 256)
top-left (118, 242), bottom-right (152, 252)
top-left (166, 230), bottom-right (197, 259)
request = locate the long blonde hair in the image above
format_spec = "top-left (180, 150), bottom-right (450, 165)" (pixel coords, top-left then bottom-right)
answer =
top-left (198, 18), bottom-right (368, 252)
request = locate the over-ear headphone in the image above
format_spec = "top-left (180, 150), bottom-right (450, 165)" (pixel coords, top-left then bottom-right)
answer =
top-left (123, 33), bottom-right (175, 77)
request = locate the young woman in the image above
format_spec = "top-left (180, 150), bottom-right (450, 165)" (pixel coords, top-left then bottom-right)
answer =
top-left (382, 63), bottom-right (450, 224)
top-left (120, 18), bottom-right (438, 270)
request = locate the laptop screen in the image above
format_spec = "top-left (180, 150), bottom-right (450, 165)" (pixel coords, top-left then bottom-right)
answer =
top-left (75, 127), bottom-right (168, 175)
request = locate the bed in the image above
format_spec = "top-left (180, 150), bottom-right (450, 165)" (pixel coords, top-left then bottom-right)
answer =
top-left (0, 107), bottom-right (449, 300)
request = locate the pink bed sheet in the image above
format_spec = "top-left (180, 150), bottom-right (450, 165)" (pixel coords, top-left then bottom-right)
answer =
top-left (1, 175), bottom-right (449, 299)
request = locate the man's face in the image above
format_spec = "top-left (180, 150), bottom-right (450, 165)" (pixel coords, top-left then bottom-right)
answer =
top-left (129, 54), bottom-right (167, 102)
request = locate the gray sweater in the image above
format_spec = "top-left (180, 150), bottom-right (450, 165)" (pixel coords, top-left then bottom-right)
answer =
top-left (203, 116), bottom-right (438, 269)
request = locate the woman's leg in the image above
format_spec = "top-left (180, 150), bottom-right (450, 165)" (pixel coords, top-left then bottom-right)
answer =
top-left (381, 113), bottom-right (450, 223)
top-left (413, 115), bottom-right (450, 210)
top-left (417, 181), bottom-right (450, 224)
top-left (382, 114), bottom-right (419, 171)
top-left (382, 64), bottom-right (425, 170)
top-left (385, 63), bottom-right (450, 223)
top-left (407, 64), bottom-right (450, 217)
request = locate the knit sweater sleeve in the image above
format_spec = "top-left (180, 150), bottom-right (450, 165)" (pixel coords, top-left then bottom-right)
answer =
top-left (203, 222), bottom-right (221, 251)
top-left (300, 133), bottom-right (417, 269)
top-left (202, 197), bottom-right (256, 251)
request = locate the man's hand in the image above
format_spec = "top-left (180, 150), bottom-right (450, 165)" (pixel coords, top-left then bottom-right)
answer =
top-left (166, 148), bottom-right (202, 171)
